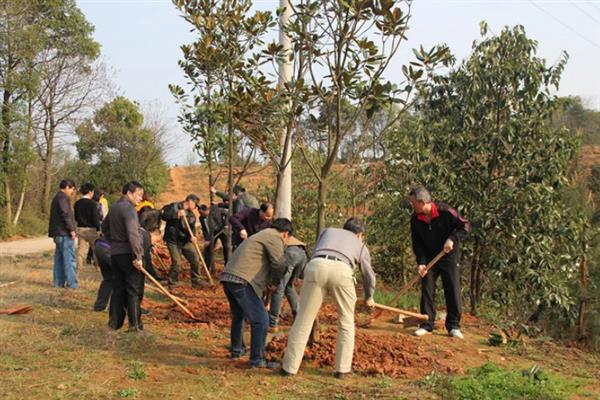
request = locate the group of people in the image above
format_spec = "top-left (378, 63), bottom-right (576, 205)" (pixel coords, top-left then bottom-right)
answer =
top-left (48, 178), bottom-right (471, 377)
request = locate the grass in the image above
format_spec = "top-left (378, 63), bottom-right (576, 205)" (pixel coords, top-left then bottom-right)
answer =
top-left (430, 363), bottom-right (589, 400)
top-left (0, 254), bottom-right (599, 400)
top-left (127, 360), bottom-right (148, 380)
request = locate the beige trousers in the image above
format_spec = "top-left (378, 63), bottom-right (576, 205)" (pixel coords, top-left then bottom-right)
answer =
top-left (282, 257), bottom-right (357, 374)
top-left (76, 227), bottom-right (99, 269)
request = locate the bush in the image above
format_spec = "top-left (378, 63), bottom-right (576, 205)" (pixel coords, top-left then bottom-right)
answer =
top-left (435, 363), bottom-right (583, 400)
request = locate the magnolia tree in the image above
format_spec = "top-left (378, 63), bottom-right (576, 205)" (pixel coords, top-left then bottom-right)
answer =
top-left (372, 24), bottom-right (581, 324)
top-left (269, 0), bottom-right (450, 237)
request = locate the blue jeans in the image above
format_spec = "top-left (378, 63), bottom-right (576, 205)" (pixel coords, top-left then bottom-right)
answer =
top-left (269, 264), bottom-right (299, 327)
top-left (222, 281), bottom-right (269, 366)
top-left (53, 236), bottom-right (77, 289)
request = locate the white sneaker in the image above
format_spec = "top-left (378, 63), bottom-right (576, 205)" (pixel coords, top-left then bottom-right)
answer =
top-left (449, 329), bottom-right (464, 339)
top-left (413, 328), bottom-right (431, 337)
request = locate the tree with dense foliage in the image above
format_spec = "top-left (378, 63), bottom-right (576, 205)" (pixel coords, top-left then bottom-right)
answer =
top-left (0, 0), bottom-right (101, 233)
top-left (74, 97), bottom-right (169, 196)
top-left (371, 24), bottom-right (580, 325)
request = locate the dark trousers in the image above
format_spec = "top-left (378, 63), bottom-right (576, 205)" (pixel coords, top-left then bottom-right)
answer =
top-left (420, 261), bottom-right (461, 332)
top-left (94, 254), bottom-right (113, 311)
top-left (222, 281), bottom-right (269, 366)
top-left (204, 232), bottom-right (230, 273)
top-left (109, 254), bottom-right (145, 331)
top-left (167, 241), bottom-right (200, 283)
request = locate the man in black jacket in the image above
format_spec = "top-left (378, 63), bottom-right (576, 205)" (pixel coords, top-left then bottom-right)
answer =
top-left (161, 194), bottom-right (203, 286)
top-left (409, 187), bottom-right (471, 339)
top-left (74, 182), bottom-right (100, 269)
top-left (48, 179), bottom-right (78, 289)
top-left (199, 203), bottom-right (230, 274)
top-left (101, 181), bottom-right (146, 331)
top-left (229, 203), bottom-right (274, 250)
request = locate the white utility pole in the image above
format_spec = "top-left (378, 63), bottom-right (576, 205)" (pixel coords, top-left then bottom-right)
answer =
top-left (275, 0), bottom-right (293, 219)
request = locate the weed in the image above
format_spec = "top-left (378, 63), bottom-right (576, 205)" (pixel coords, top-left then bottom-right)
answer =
top-left (118, 388), bottom-right (140, 398)
top-left (433, 363), bottom-right (584, 400)
top-left (187, 329), bottom-right (202, 340)
top-left (376, 376), bottom-right (393, 388)
top-left (127, 360), bottom-right (147, 380)
top-left (59, 326), bottom-right (78, 337)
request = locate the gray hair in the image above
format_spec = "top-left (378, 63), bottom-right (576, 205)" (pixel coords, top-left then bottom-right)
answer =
top-left (409, 186), bottom-right (431, 203)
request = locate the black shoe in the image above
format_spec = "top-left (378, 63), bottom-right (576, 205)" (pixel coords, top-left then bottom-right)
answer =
top-left (250, 361), bottom-right (280, 369)
top-left (279, 368), bottom-right (294, 377)
top-left (334, 371), bottom-right (353, 380)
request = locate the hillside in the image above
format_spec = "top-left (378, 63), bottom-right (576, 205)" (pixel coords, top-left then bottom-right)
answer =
top-left (158, 146), bottom-right (600, 207)
top-left (157, 165), bottom-right (275, 207)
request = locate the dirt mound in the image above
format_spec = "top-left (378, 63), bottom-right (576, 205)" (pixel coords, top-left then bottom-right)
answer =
top-left (148, 285), bottom-right (231, 326)
top-left (157, 165), bottom-right (275, 207)
top-left (266, 329), bottom-right (460, 379)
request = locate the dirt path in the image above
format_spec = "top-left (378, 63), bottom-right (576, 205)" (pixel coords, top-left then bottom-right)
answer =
top-left (0, 236), bottom-right (54, 257)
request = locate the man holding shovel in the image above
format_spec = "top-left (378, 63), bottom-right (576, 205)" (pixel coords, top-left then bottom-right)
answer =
top-left (161, 194), bottom-right (204, 287)
top-left (220, 218), bottom-right (293, 369)
top-left (101, 181), bottom-right (146, 332)
top-left (409, 187), bottom-right (471, 339)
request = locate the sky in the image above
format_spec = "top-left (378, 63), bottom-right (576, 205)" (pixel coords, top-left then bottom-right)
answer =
top-left (76, 0), bottom-right (600, 165)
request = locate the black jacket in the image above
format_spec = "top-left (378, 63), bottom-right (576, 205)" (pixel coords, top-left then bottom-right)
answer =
top-left (229, 207), bottom-right (271, 246)
top-left (410, 202), bottom-right (471, 265)
top-left (200, 204), bottom-right (228, 240)
top-left (161, 202), bottom-right (196, 244)
top-left (74, 197), bottom-right (100, 229)
top-left (48, 191), bottom-right (76, 237)
top-left (101, 197), bottom-right (144, 259)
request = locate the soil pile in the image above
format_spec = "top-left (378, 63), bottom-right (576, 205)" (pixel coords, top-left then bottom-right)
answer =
top-left (266, 329), bottom-right (461, 378)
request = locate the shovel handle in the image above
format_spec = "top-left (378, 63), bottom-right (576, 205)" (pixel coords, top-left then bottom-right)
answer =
top-left (372, 303), bottom-right (428, 320)
top-left (181, 215), bottom-right (214, 286)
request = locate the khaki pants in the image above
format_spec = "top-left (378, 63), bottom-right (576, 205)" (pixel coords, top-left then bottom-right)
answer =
top-left (76, 227), bottom-right (99, 269)
top-left (282, 258), bottom-right (357, 374)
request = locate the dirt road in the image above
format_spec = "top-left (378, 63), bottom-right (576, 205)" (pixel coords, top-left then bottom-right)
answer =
top-left (0, 236), bottom-right (54, 257)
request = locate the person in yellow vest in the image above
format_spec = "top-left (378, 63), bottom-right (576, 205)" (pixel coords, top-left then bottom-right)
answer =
top-left (136, 192), bottom-right (155, 215)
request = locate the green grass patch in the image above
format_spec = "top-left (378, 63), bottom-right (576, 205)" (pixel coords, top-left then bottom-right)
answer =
top-left (118, 388), bottom-right (140, 398)
top-left (126, 360), bottom-right (147, 380)
top-left (432, 363), bottom-right (586, 400)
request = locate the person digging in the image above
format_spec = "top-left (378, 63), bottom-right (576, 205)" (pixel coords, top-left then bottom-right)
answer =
top-left (280, 218), bottom-right (376, 379)
top-left (220, 218), bottom-right (293, 369)
top-left (161, 194), bottom-right (207, 288)
top-left (409, 186), bottom-right (471, 339)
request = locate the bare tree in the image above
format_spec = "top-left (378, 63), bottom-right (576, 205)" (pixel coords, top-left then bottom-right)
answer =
top-left (35, 56), bottom-right (107, 214)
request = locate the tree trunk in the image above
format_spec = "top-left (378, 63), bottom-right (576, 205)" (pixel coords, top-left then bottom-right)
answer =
top-left (577, 225), bottom-right (589, 339)
top-left (226, 108), bottom-right (234, 257)
top-left (274, 0), bottom-right (293, 220)
top-left (470, 242), bottom-right (481, 315)
top-left (316, 178), bottom-right (327, 239)
top-left (12, 186), bottom-right (25, 226)
top-left (42, 140), bottom-right (54, 215)
top-left (13, 89), bottom-right (34, 227)
top-left (1, 90), bottom-right (13, 223)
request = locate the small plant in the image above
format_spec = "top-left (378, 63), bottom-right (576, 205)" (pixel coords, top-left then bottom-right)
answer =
top-left (127, 360), bottom-right (147, 380)
top-left (417, 371), bottom-right (448, 390)
top-left (187, 329), bottom-right (202, 340)
top-left (118, 388), bottom-right (139, 398)
top-left (59, 326), bottom-right (77, 337)
top-left (436, 363), bottom-right (582, 400)
top-left (376, 376), bottom-right (393, 388)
